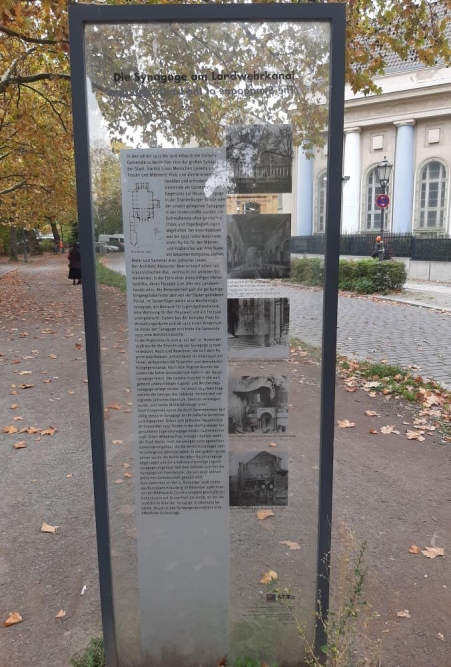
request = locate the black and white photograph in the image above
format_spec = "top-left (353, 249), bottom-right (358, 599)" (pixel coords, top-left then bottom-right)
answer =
top-left (228, 298), bottom-right (289, 359)
top-left (228, 376), bottom-right (288, 434)
top-left (226, 124), bottom-right (293, 194)
top-left (229, 450), bottom-right (289, 506)
top-left (227, 213), bottom-right (291, 279)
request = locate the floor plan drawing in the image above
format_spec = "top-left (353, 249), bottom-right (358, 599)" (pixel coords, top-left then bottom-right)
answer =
top-left (128, 182), bottom-right (161, 246)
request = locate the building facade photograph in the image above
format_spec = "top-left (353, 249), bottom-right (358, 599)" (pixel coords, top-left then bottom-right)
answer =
top-left (229, 450), bottom-right (289, 507)
top-left (228, 376), bottom-right (288, 434)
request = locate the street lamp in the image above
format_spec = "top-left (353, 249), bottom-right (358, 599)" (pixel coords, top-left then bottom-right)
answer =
top-left (375, 155), bottom-right (393, 260)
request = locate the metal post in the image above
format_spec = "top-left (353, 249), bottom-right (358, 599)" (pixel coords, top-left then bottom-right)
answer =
top-left (22, 228), bottom-right (28, 263)
top-left (378, 186), bottom-right (385, 261)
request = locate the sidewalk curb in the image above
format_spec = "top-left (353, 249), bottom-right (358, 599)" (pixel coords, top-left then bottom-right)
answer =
top-left (0, 266), bottom-right (18, 279)
top-left (377, 294), bottom-right (451, 313)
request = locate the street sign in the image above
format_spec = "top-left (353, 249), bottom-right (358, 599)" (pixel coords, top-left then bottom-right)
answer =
top-left (375, 193), bottom-right (390, 209)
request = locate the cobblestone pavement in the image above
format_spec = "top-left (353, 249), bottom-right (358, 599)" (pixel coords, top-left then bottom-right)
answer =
top-left (105, 255), bottom-right (451, 387)
top-left (277, 283), bottom-right (451, 387)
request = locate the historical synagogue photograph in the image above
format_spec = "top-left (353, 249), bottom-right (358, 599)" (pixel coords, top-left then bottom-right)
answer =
top-left (227, 213), bottom-right (291, 279)
top-left (227, 298), bottom-right (289, 358)
top-left (226, 124), bottom-right (293, 194)
top-left (228, 376), bottom-right (288, 434)
top-left (229, 450), bottom-right (289, 506)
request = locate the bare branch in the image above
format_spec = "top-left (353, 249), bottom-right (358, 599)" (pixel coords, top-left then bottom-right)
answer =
top-left (21, 84), bottom-right (68, 132)
top-left (0, 25), bottom-right (68, 46)
top-left (0, 180), bottom-right (26, 196)
top-left (0, 72), bottom-right (71, 93)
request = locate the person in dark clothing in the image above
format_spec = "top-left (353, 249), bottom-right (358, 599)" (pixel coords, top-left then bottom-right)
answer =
top-left (68, 243), bottom-right (82, 285)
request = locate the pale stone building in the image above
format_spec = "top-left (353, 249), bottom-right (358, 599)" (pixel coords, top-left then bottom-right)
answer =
top-left (296, 55), bottom-right (451, 237)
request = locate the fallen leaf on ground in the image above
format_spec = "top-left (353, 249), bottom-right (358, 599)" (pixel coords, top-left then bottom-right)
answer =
top-left (382, 388), bottom-right (392, 395)
top-left (114, 479), bottom-right (124, 484)
top-left (256, 510), bottom-right (274, 521)
top-left (55, 610), bottom-right (66, 619)
top-left (66, 474), bottom-right (73, 478)
top-left (421, 547), bottom-right (444, 559)
top-left (217, 656), bottom-right (227, 667)
top-left (380, 425), bottom-right (400, 434)
top-left (406, 431), bottom-right (425, 442)
top-left (409, 545), bottom-right (421, 554)
top-left (75, 343), bottom-right (83, 350)
top-left (260, 570), bottom-right (278, 585)
top-left (41, 427), bottom-right (57, 436)
top-left (345, 387), bottom-right (357, 393)
top-left (19, 384), bottom-right (34, 389)
top-left (122, 463), bottom-right (130, 469)
top-left (3, 612), bottom-right (22, 627)
top-left (10, 404), bottom-right (18, 410)
top-left (337, 420), bottom-right (355, 428)
top-left (41, 523), bottom-right (58, 534)
top-left (48, 354), bottom-right (58, 359)
top-left (18, 371), bottom-right (32, 375)
top-left (12, 416), bottom-right (23, 421)
top-left (435, 633), bottom-right (445, 641)
top-left (280, 541), bottom-right (300, 550)
top-left (124, 472), bottom-right (133, 478)
top-left (268, 442), bottom-right (278, 447)
top-left (397, 610), bottom-right (411, 618)
top-left (369, 429), bottom-right (378, 435)
top-left (112, 440), bottom-right (123, 445)
top-left (109, 403), bottom-right (121, 410)
top-left (13, 441), bottom-right (27, 449)
top-left (365, 410), bottom-right (380, 417)
top-left (2, 426), bottom-right (18, 434)
top-left (26, 427), bottom-right (40, 434)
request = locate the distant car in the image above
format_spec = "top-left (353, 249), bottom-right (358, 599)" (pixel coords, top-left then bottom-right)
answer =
top-left (95, 242), bottom-right (107, 253)
top-left (104, 244), bottom-right (120, 252)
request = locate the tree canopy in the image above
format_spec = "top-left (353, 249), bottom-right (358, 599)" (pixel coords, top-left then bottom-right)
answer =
top-left (0, 0), bottom-right (450, 233)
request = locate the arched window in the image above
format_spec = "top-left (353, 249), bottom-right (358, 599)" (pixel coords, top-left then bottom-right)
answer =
top-left (417, 160), bottom-right (447, 229)
top-left (365, 167), bottom-right (390, 231)
top-left (317, 171), bottom-right (327, 233)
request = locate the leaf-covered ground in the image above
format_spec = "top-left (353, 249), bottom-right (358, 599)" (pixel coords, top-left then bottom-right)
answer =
top-left (1, 256), bottom-right (450, 667)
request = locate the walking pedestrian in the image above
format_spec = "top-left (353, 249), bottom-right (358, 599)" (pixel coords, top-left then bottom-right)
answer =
top-left (68, 242), bottom-right (82, 285)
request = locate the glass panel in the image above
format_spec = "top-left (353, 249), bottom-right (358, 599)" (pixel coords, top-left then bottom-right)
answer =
top-left (428, 183), bottom-right (439, 208)
top-left (83, 17), bottom-right (331, 667)
top-left (427, 210), bottom-right (437, 226)
top-left (429, 161), bottom-right (440, 179)
top-left (420, 210), bottom-right (425, 227)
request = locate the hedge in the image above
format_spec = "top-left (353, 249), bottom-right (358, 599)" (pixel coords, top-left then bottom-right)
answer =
top-left (291, 257), bottom-right (406, 294)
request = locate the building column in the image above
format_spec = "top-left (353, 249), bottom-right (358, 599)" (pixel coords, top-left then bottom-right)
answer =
top-left (295, 146), bottom-right (314, 236)
top-left (341, 127), bottom-right (361, 234)
top-left (392, 120), bottom-right (415, 233)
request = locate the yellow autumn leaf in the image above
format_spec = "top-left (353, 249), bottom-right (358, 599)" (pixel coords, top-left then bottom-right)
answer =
top-left (268, 442), bottom-right (278, 447)
top-left (3, 611), bottom-right (22, 627)
top-left (2, 426), bottom-right (18, 434)
top-left (41, 523), bottom-right (58, 534)
top-left (259, 570), bottom-right (278, 585)
top-left (365, 410), bottom-right (380, 417)
top-left (10, 404), bottom-right (18, 410)
top-left (13, 441), bottom-right (27, 449)
top-left (40, 427), bottom-right (57, 436)
top-left (337, 420), bottom-right (355, 428)
top-left (55, 610), bottom-right (66, 619)
top-left (421, 547), bottom-right (444, 559)
top-left (109, 403), bottom-right (121, 410)
top-left (280, 541), bottom-right (301, 550)
top-left (256, 510), bottom-right (274, 521)
top-left (408, 545), bottom-right (421, 554)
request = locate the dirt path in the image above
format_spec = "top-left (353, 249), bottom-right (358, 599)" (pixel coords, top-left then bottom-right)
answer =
top-left (0, 256), bottom-right (450, 666)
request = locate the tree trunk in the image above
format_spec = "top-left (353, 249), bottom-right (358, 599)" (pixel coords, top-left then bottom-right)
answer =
top-left (27, 229), bottom-right (42, 255)
top-left (9, 226), bottom-right (18, 261)
top-left (50, 221), bottom-right (60, 244)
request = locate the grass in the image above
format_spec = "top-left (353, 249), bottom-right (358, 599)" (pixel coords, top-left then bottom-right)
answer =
top-left (70, 637), bottom-right (104, 667)
top-left (95, 257), bottom-right (126, 292)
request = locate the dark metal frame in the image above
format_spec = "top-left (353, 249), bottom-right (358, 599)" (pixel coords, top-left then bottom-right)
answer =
top-left (68, 4), bottom-right (346, 665)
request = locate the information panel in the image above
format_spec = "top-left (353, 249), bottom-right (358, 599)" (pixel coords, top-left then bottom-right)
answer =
top-left (121, 148), bottom-right (229, 661)
top-left (72, 6), bottom-right (345, 665)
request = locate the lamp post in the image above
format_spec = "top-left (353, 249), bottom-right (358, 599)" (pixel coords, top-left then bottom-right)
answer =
top-left (375, 156), bottom-right (393, 261)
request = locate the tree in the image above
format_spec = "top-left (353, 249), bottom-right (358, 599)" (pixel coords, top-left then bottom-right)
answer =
top-left (1, 0), bottom-right (450, 226)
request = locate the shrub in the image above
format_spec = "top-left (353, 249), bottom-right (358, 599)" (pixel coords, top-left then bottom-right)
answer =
top-left (291, 257), bottom-right (406, 294)
top-left (291, 257), bottom-right (323, 286)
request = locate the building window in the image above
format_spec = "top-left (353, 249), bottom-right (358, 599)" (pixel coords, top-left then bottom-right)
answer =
top-left (243, 201), bottom-right (261, 214)
top-left (418, 160), bottom-right (447, 229)
top-left (365, 167), bottom-right (390, 231)
top-left (317, 171), bottom-right (327, 233)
